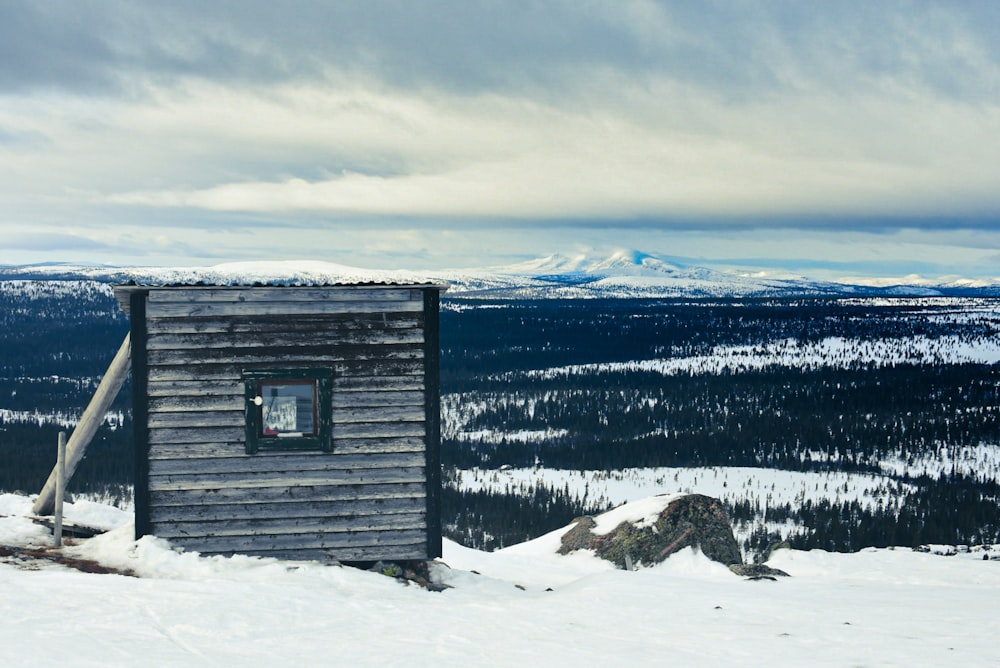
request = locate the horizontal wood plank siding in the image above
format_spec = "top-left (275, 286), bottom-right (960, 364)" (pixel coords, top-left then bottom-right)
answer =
top-left (147, 451), bottom-right (426, 476)
top-left (147, 466), bottom-right (427, 491)
top-left (153, 511), bottom-right (427, 541)
top-left (172, 529), bottom-right (429, 557)
top-left (235, 545), bottom-right (427, 562)
top-left (151, 481), bottom-right (428, 507)
top-left (149, 495), bottom-right (427, 523)
top-left (146, 299), bottom-right (423, 318)
top-left (145, 287), bottom-right (421, 303)
top-left (146, 405), bottom-right (424, 429)
top-left (146, 329), bottom-right (426, 350)
top-left (141, 313), bottom-right (422, 335)
top-left (145, 344), bottom-right (424, 367)
top-left (125, 285), bottom-right (440, 562)
top-left (147, 437), bottom-right (426, 460)
top-left (146, 360), bottom-right (424, 383)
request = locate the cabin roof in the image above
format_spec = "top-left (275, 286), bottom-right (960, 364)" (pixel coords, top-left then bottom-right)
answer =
top-left (109, 260), bottom-right (449, 290)
top-left (111, 262), bottom-right (447, 315)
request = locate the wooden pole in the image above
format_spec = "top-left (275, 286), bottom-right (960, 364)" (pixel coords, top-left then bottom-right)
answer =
top-left (54, 431), bottom-right (66, 547)
top-left (32, 333), bottom-right (131, 516)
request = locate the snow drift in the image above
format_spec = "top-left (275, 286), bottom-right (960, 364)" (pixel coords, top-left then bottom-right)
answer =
top-left (2, 493), bottom-right (999, 666)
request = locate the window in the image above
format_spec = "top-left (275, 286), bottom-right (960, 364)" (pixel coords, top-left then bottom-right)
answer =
top-left (259, 381), bottom-right (316, 436)
top-left (243, 369), bottom-right (333, 454)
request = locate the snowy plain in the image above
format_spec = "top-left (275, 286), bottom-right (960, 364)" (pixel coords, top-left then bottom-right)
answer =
top-left (2, 492), bottom-right (999, 667)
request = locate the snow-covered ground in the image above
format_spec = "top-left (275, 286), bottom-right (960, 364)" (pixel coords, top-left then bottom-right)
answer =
top-left (453, 466), bottom-right (916, 513)
top-left (508, 334), bottom-right (1000, 381)
top-left (441, 319), bottom-right (1000, 443)
top-left (0, 408), bottom-right (125, 429)
top-left (452, 466), bottom-right (921, 548)
top-left (0, 279), bottom-right (114, 300)
top-left (1, 492), bottom-right (998, 667)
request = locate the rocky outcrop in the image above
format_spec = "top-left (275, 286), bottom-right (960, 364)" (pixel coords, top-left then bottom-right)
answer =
top-left (559, 494), bottom-right (744, 569)
top-left (728, 563), bottom-right (790, 579)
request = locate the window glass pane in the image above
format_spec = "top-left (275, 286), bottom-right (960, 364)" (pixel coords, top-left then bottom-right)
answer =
top-left (260, 382), bottom-right (316, 437)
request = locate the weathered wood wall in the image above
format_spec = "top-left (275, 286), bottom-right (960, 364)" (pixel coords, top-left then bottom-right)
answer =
top-left (118, 285), bottom-right (442, 562)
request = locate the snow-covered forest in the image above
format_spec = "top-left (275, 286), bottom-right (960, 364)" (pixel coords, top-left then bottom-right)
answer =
top-left (438, 297), bottom-right (1000, 553)
top-left (1, 283), bottom-right (999, 559)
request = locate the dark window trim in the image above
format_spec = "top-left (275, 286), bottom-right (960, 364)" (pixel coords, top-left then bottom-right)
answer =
top-left (243, 368), bottom-right (334, 454)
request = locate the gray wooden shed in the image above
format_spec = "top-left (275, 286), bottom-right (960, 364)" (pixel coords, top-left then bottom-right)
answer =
top-left (115, 280), bottom-right (446, 562)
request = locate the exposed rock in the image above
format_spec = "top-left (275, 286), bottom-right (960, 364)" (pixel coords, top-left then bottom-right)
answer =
top-left (758, 539), bottom-right (792, 564)
top-left (729, 563), bottom-right (790, 579)
top-left (369, 560), bottom-right (450, 590)
top-left (559, 494), bottom-right (743, 569)
top-left (559, 516), bottom-right (598, 553)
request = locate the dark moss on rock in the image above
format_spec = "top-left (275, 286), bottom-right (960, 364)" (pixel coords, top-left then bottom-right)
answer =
top-left (559, 494), bottom-right (744, 569)
top-left (729, 563), bottom-right (790, 579)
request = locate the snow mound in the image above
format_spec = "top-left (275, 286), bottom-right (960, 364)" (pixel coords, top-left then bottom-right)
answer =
top-left (0, 494), bottom-right (131, 547)
top-left (592, 493), bottom-right (684, 535)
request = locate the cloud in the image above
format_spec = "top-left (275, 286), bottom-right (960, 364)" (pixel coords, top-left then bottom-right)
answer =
top-left (2, 231), bottom-right (113, 252)
top-left (3, 2), bottom-right (998, 101)
top-left (0, 2), bottom-right (998, 277)
top-left (95, 75), bottom-right (1000, 223)
top-left (0, 2), bottom-right (292, 95)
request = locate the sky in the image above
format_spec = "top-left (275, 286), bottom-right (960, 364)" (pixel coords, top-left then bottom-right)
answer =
top-left (1, 1), bottom-right (999, 280)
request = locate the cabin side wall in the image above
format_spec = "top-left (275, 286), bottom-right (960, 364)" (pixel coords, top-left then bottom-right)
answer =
top-left (129, 286), bottom-right (439, 561)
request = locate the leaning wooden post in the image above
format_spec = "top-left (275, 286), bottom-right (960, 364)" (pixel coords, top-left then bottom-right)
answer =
top-left (32, 333), bottom-right (131, 517)
top-left (54, 431), bottom-right (66, 547)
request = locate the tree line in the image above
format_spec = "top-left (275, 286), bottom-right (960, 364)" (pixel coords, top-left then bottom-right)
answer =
top-left (443, 364), bottom-right (1000, 472)
top-left (2, 284), bottom-right (998, 556)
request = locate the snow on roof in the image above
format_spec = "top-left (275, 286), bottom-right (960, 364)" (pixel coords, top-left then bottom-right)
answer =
top-left (110, 260), bottom-right (449, 288)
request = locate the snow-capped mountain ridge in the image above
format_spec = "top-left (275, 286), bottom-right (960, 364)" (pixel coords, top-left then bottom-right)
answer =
top-left (2, 252), bottom-right (999, 298)
top-left (449, 250), bottom-right (856, 298)
top-left (491, 250), bottom-right (685, 278)
top-left (454, 250), bottom-right (1000, 298)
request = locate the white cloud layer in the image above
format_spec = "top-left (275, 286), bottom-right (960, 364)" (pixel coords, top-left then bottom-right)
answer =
top-left (0, 1), bottom-right (998, 277)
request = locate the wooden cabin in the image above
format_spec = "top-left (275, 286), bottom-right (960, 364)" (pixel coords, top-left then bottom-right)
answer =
top-left (115, 280), bottom-right (446, 562)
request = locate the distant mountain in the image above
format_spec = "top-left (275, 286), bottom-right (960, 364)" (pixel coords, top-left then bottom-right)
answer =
top-left (437, 251), bottom-right (1000, 298)
top-left (1, 253), bottom-right (999, 298)
top-left (490, 250), bottom-right (684, 278)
